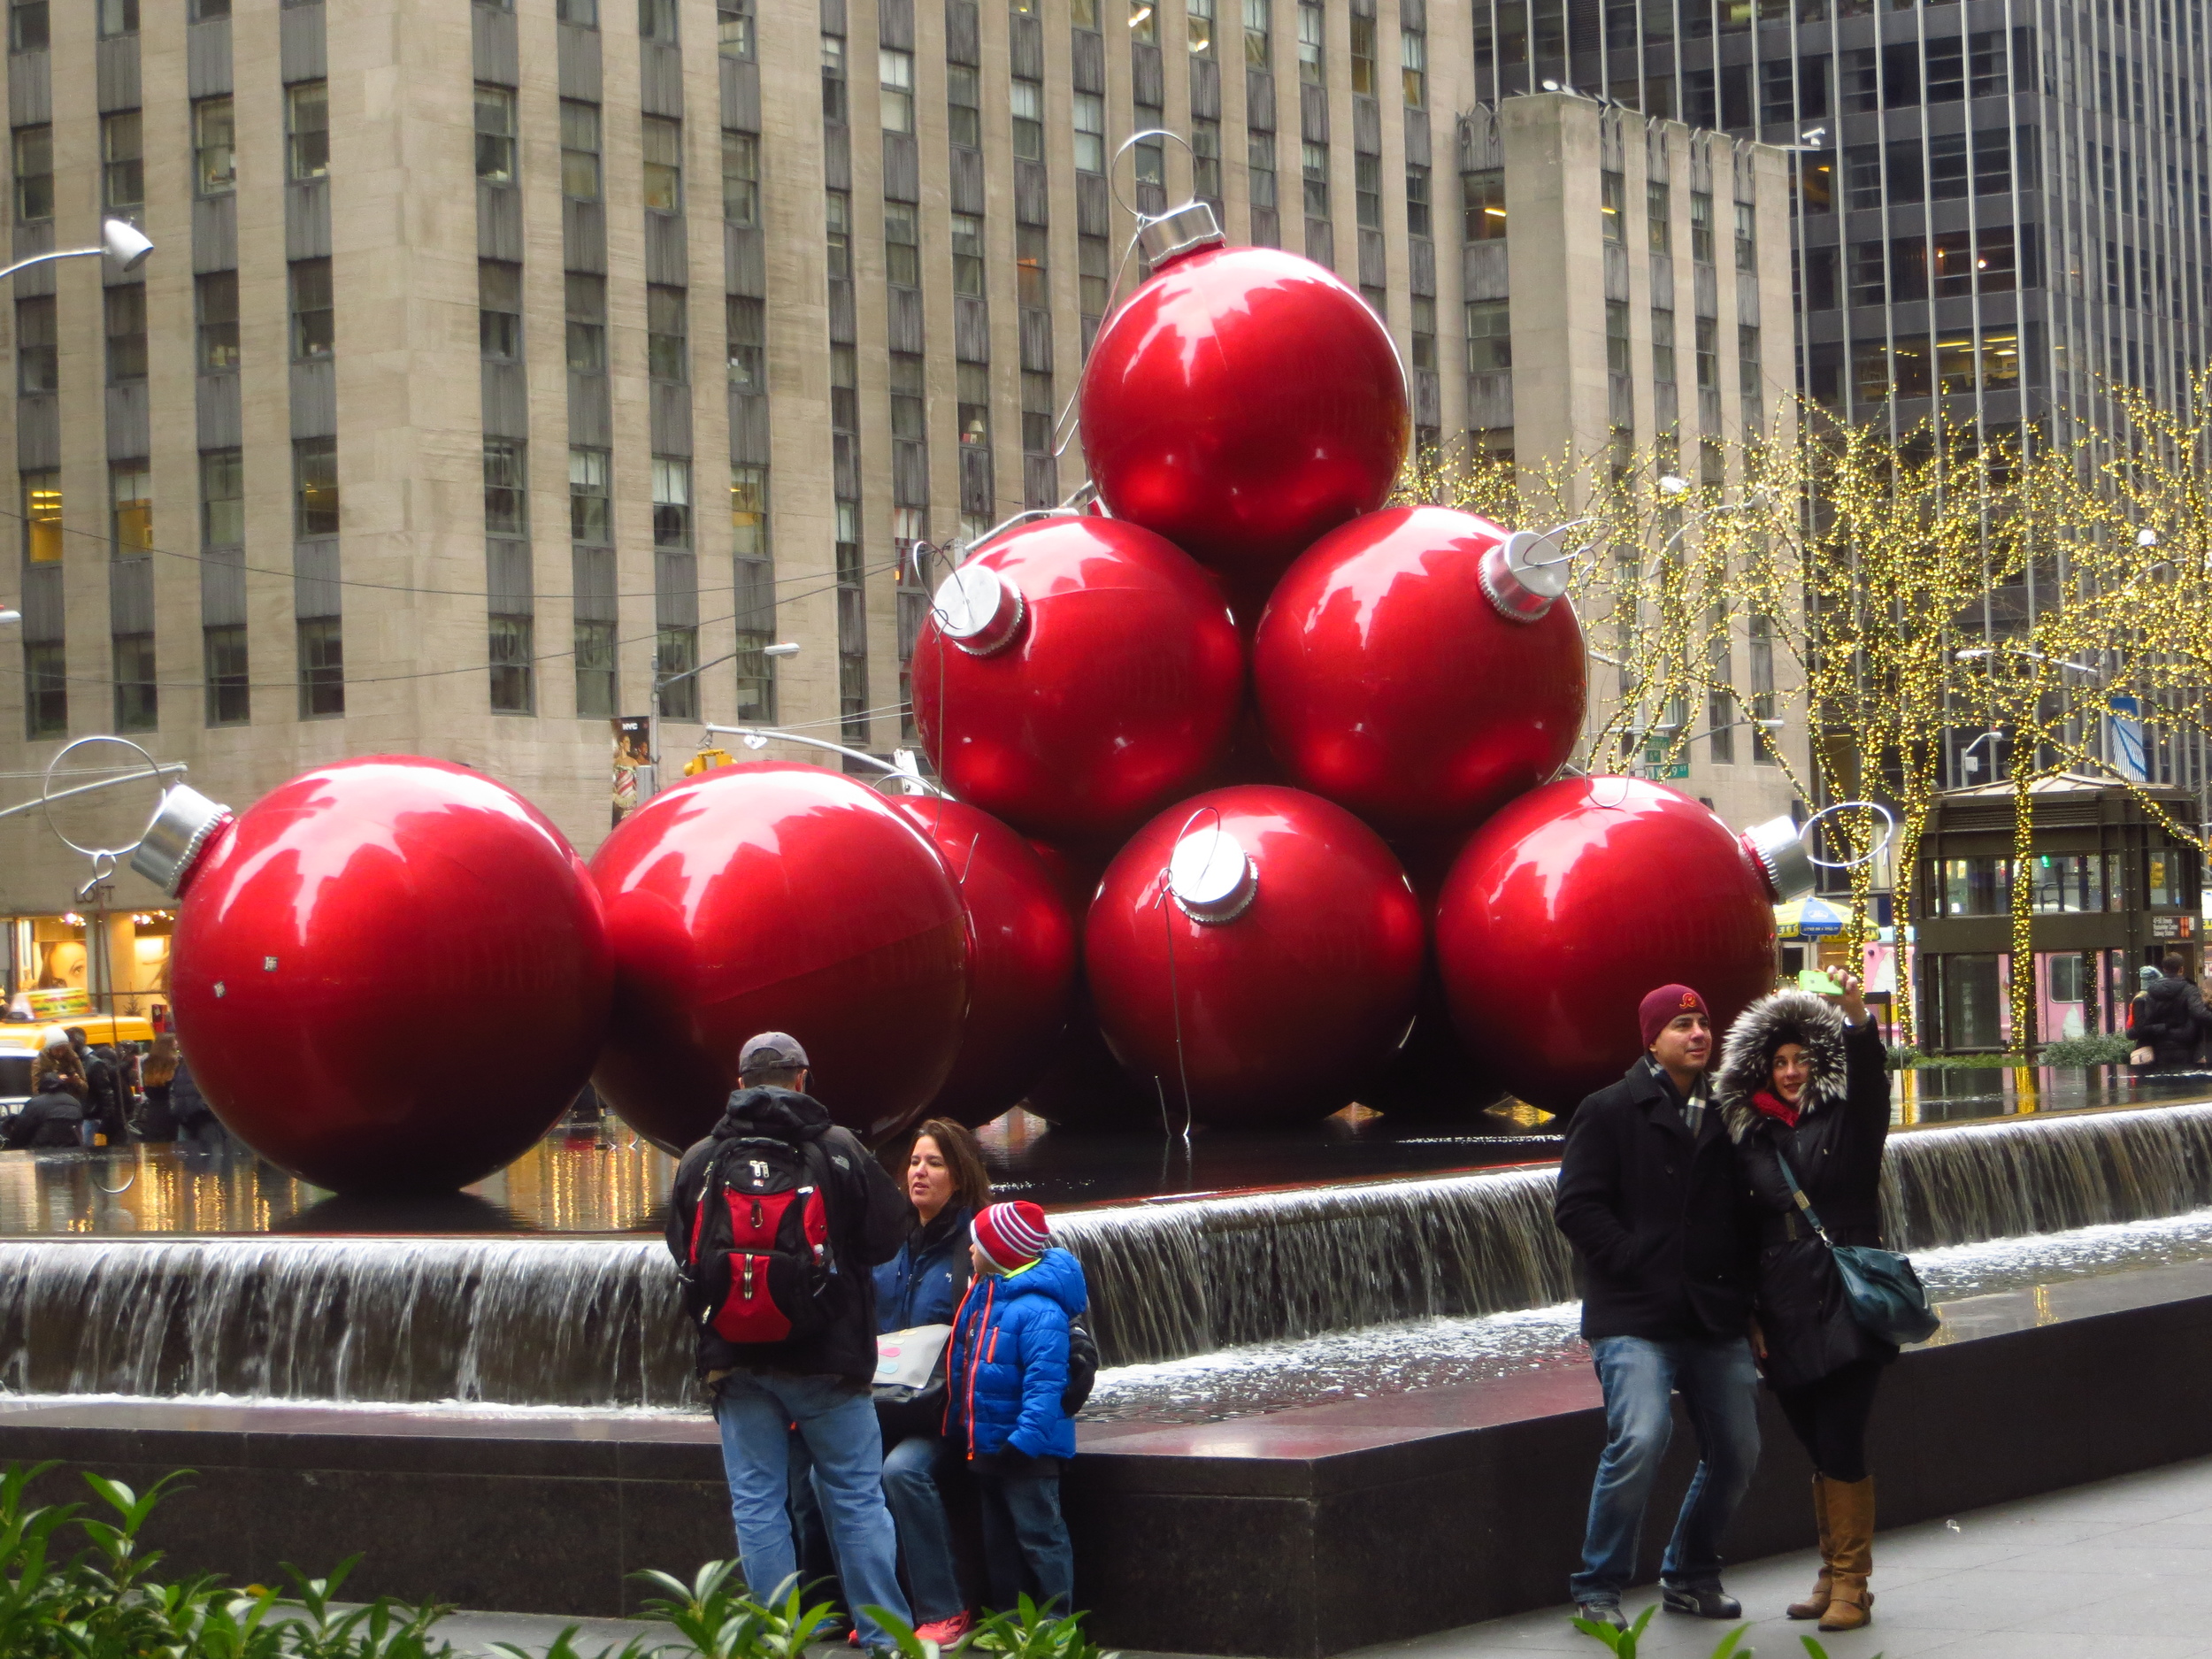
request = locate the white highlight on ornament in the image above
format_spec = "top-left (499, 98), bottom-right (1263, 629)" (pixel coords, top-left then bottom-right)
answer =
top-left (1169, 828), bottom-right (1257, 924)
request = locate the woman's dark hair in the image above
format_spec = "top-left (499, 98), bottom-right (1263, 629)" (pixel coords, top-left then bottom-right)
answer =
top-left (902, 1118), bottom-right (993, 1214)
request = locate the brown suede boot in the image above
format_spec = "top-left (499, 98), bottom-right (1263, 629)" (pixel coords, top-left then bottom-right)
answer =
top-left (1786, 1474), bottom-right (1834, 1620)
top-left (1819, 1475), bottom-right (1876, 1632)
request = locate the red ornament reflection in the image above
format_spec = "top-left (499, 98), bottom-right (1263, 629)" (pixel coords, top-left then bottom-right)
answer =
top-left (1079, 245), bottom-right (1410, 589)
top-left (895, 797), bottom-right (1078, 1129)
top-left (910, 515), bottom-right (1244, 844)
top-left (1436, 777), bottom-right (1778, 1117)
top-left (169, 757), bottom-right (612, 1194)
top-left (1085, 786), bottom-right (1425, 1127)
top-left (1255, 506), bottom-right (1587, 838)
top-left (590, 762), bottom-right (968, 1150)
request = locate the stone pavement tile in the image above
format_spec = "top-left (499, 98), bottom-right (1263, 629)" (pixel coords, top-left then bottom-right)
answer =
top-left (1991, 1540), bottom-right (2212, 1578)
top-left (1859, 1568), bottom-right (2123, 1632)
top-left (1892, 1634), bottom-right (2209, 1659)
top-left (432, 1610), bottom-right (673, 1655)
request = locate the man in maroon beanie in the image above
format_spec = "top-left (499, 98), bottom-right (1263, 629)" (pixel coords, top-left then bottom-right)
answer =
top-left (1553, 984), bottom-right (1760, 1630)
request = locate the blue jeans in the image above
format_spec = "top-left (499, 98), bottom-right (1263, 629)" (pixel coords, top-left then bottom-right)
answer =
top-left (713, 1372), bottom-right (911, 1649)
top-left (1570, 1334), bottom-right (1761, 1603)
top-left (973, 1455), bottom-right (1072, 1615)
top-left (882, 1433), bottom-right (966, 1624)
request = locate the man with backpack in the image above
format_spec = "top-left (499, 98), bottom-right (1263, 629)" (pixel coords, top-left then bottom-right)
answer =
top-left (2130, 956), bottom-right (2212, 1072)
top-left (664, 1033), bottom-right (917, 1653)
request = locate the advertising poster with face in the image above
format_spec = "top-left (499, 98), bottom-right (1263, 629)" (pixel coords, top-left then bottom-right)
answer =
top-left (611, 716), bottom-right (656, 827)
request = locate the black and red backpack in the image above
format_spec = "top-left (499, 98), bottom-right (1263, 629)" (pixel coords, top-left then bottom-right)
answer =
top-left (682, 1133), bottom-right (838, 1345)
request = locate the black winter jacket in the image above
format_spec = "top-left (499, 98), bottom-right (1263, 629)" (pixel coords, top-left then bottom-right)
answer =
top-left (4, 1083), bottom-right (85, 1148)
top-left (169, 1059), bottom-right (214, 1128)
top-left (1717, 993), bottom-right (1894, 1388)
top-left (1555, 1056), bottom-right (1757, 1341)
top-left (83, 1050), bottom-right (127, 1143)
top-left (2129, 975), bottom-right (2211, 1070)
top-left (664, 1087), bottom-right (914, 1385)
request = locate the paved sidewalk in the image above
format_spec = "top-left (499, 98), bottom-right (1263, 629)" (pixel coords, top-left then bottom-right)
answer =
top-left (434, 1454), bottom-right (2212, 1656)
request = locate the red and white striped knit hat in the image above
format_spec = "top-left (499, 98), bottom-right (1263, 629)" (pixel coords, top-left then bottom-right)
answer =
top-left (972, 1200), bottom-right (1050, 1271)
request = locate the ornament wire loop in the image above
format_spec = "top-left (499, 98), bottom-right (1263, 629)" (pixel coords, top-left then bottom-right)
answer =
top-left (1801, 800), bottom-right (1898, 870)
top-left (41, 735), bottom-right (170, 864)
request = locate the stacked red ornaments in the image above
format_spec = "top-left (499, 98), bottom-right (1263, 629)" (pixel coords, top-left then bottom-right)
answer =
top-left (149, 212), bottom-right (1804, 1191)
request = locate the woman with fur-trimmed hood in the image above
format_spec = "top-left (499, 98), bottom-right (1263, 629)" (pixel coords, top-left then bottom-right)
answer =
top-left (1715, 972), bottom-right (1891, 1633)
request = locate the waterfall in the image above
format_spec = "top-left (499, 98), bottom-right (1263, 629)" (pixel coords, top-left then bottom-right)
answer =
top-left (5, 1099), bottom-right (2212, 1405)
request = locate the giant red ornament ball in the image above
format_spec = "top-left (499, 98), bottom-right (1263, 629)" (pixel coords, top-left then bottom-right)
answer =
top-left (162, 757), bottom-right (613, 1194)
top-left (1435, 776), bottom-right (1778, 1116)
top-left (1254, 506), bottom-right (1588, 838)
top-left (1085, 786), bottom-right (1425, 1127)
top-left (1079, 242), bottom-right (1410, 595)
top-left (590, 762), bottom-right (968, 1150)
top-left (910, 515), bottom-right (1244, 845)
top-left (895, 797), bottom-right (1078, 1128)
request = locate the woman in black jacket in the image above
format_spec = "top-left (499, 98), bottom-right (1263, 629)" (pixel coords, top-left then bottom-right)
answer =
top-left (1716, 972), bottom-right (1891, 1634)
top-left (5, 1041), bottom-right (89, 1149)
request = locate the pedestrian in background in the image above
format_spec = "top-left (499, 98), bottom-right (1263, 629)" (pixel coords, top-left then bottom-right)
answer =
top-left (664, 1033), bottom-right (916, 1655)
top-left (945, 1200), bottom-right (1087, 1618)
top-left (1716, 972), bottom-right (1891, 1633)
top-left (5, 1039), bottom-right (88, 1149)
top-left (136, 1034), bottom-right (180, 1142)
top-left (1553, 984), bottom-right (1762, 1630)
top-left (2130, 955), bottom-right (2212, 1072)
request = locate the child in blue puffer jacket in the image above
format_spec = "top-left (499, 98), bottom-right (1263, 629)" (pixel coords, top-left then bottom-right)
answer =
top-left (946, 1200), bottom-right (1088, 1617)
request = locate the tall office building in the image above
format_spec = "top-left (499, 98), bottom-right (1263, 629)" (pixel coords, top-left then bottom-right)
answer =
top-left (0, 0), bottom-right (1800, 948)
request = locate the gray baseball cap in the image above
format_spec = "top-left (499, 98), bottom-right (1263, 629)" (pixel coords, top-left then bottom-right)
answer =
top-left (738, 1031), bottom-right (810, 1073)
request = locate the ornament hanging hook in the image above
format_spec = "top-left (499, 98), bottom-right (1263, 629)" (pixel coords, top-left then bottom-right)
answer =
top-left (40, 735), bottom-right (172, 867)
top-left (1801, 800), bottom-right (1898, 871)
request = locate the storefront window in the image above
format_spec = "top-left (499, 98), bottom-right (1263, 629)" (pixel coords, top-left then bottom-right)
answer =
top-left (1938, 954), bottom-right (2004, 1049)
top-left (2147, 842), bottom-right (2200, 909)
top-left (1928, 856), bottom-right (2009, 916)
top-left (2029, 852), bottom-right (2112, 913)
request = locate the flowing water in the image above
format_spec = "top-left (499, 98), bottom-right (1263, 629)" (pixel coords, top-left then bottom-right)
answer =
top-left (10, 1098), bottom-right (2212, 1406)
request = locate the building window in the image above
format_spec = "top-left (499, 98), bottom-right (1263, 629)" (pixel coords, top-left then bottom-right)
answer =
top-left (297, 618), bottom-right (344, 718)
top-left (488, 616), bottom-right (533, 714)
top-left (891, 351), bottom-right (925, 455)
top-left (557, 0), bottom-right (596, 19)
top-left (640, 0), bottom-right (679, 42)
top-left (1410, 293), bottom-right (1435, 371)
top-left (1127, 0), bottom-right (1156, 43)
top-left (561, 101), bottom-right (602, 201)
top-left (957, 361), bottom-right (990, 448)
top-left (1194, 117), bottom-right (1222, 204)
top-left (1248, 131), bottom-right (1277, 227)
top-left (101, 111), bottom-right (142, 216)
top-left (1690, 190), bottom-right (1714, 264)
top-left (569, 447), bottom-right (611, 542)
top-left (1296, 0), bottom-right (1322, 83)
top-left (953, 213), bottom-right (986, 296)
top-left (886, 201), bottom-right (920, 288)
top-left (574, 620), bottom-right (615, 718)
top-left (9, 0), bottom-right (48, 53)
top-left (1134, 117), bottom-right (1165, 191)
top-left (1302, 142), bottom-right (1329, 218)
top-left (821, 34), bottom-right (848, 124)
top-left (478, 260), bottom-right (523, 361)
top-left (652, 456), bottom-right (691, 548)
top-left (1463, 167), bottom-right (1506, 239)
top-left (1748, 611), bottom-right (1777, 764)
top-left (722, 129), bottom-right (757, 225)
top-left (483, 438), bottom-right (527, 537)
top-left (1356, 152), bottom-right (1382, 230)
top-left (1465, 299), bottom-right (1510, 372)
top-left (1187, 0), bottom-right (1214, 58)
top-left (475, 85), bottom-right (517, 184)
top-left (204, 625), bottom-right (249, 727)
top-left (718, 0), bottom-right (753, 58)
top-left (113, 633), bottom-right (156, 732)
top-left (295, 437), bottom-right (339, 537)
top-left (726, 295), bottom-right (764, 390)
top-left (15, 295), bottom-right (54, 392)
top-left (732, 463), bottom-right (769, 557)
top-left (200, 448), bottom-right (243, 547)
top-left (24, 642), bottom-right (65, 738)
top-left (1079, 234), bottom-right (1110, 318)
top-left (879, 48), bottom-right (914, 134)
top-left (194, 271), bottom-right (242, 373)
top-left (22, 470), bottom-right (60, 563)
top-left (1401, 27), bottom-right (1425, 106)
top-left (1010, 80), bottom-right (1043, 161)
top-left (948, 65), bottom-right (982, 150)
top-left (641, 114), bottom-right (684, 211)
top-left (1402, 163), bottom-right (1430, 237)
top-left (104, 285), bottom-right (147, 384)
top-left (1073, 93), bottom-right (1105, 173)
top-left (1348, 10), bottom-right (1375, 96)
top-left (1733, 201), bottom-right (1755, 273)
top-left (657, 626), bottom-right (699, 722)
top-left (1647, 180), bottom-right (1670, 253)
top-left (287, 81), bottom-right (328, 180)
top-left (565, 273), bottom-right (606, 372)
top-left (648, 285), bottom-right (687, 381)
top-left (1605, 299), bottom-right (1630, 374)
top-left (1243, 0), bottom-right (1269, 65)
top-left (1694, 314), bottom-right (1718, 390)
top-left (111, 462), bottom-right (152, 555)
top-left (12, 124), bottom-right (50, 222)
top-left (1015, 222), bottom-right (1048, 308)
top-left (1021, 369), bottom-right (1054, 452)
top-left (826, 189), bottom-right (852, 278)
top-left (289, 258), bottom-right (334, 360)
top-left (1651, 306), bottom-right (1675, 384)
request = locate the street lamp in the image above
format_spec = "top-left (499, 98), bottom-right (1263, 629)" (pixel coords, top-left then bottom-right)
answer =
top-left (0, 217), bottom-right (153, 284)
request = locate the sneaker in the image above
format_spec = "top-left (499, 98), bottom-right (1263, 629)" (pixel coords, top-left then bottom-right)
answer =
top-left (915, 1612), bottom-right (974, 1644)
top-left (1573, 1600), bottom-right (1627, 1631)
top-left (1660, 1580), bottom-right (1742, 1619)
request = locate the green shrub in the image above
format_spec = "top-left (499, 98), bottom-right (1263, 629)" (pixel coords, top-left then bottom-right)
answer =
top-left (2037, 1033), bottom-right (2135, 1066)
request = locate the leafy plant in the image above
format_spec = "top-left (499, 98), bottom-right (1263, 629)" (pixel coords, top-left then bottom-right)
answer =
top-left (632, 1559), bottom-right (762, 1659)
top-left (269, 1558), bottom-right (457, 1659)
top-left (964, 1595), bottom-right (1113, 1659)
top-left (489, 1626), bottom-right (666, 1659)
top-left (1568, 1607), bottom-right (1751, 1659)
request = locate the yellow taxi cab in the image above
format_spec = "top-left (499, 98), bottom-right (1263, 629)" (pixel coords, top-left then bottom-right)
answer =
top-left (0, 1015), bottom-right (158, 1052)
